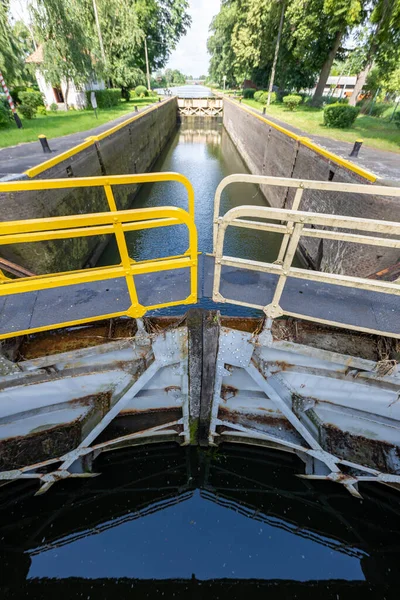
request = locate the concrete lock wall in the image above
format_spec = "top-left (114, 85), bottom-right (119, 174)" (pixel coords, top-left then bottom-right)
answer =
top-left (223, 99), bottom-right (400, 277)
top-left (0, 99), bottom-right (178, 274)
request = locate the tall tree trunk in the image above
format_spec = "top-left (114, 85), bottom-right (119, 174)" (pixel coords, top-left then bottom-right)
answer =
top-left (267, 0), bottom-right (285, 106)
top-left (311, 29), bottom-right (344, 107)
top-left (348, 62), bottom-right (373, 106)
top-left (349, 0), bottom-right (391, 107)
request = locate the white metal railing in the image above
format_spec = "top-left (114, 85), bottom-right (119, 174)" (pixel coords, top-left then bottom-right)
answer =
top-left (213, 175), bottom-right (400, 337)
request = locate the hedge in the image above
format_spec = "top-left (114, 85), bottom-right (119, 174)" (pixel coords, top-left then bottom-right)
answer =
top-left (19, 104), bottom-right (36, 119)
top-left (134, 85), bottom-right (148, 97)
top-left (282, 94), bottom-right (302, 111)
top-left (243, 88), bottom-right (255, 99)
top-left (323, 103), bottom-right (359, 128)
top-left (19, 91), bottom-right (44, 109)
top-left (85, 89), bottom-right (122, 108)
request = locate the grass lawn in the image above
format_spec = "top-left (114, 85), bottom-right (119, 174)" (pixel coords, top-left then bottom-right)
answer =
top-left (0, 99), bottom-right (159, 149)
top-left (243, 99), bottom-right (400, 154)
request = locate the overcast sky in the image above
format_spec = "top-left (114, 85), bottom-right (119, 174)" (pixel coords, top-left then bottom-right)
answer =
top-left (164, 0), bottom-right (219, 77)
top-left (10, 0), bottom-right (219, 78)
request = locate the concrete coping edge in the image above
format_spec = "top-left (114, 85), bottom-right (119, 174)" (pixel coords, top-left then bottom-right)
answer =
top-left (23, 98), bottom-right (174, 179)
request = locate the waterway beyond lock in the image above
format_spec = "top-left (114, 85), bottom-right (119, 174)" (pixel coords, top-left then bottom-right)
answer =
top-left (100, 117), bottom-right (287, 266)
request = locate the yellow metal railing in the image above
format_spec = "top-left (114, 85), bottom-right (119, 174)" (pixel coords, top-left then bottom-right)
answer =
top-left (0, 173), bottom-right (197, 339)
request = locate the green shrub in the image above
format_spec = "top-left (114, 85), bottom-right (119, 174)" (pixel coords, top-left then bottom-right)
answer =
top-left (393, 112), bottom-right (400, 129)
top-left (243, 88), bottom-right (255, 99)
top-left (134, 85), bottom-right (148, 97)
top-left (282, 94), bottom-right (302, 111)
top-left (19, 104), bottom-right (36, 119)
top-left (37, 105), bottom-right (47, 115)
top-left (323, 103), bottom-right (359, 128)
top-left (50, 103), bottom-right (58, 112)
top-left (254, 91), bottom-right (277, 105)
top-left (85, 89), bottom-right (121, 108)
top-left (19, 91), bottom-right (44, 109)
top-left (10, 85), bottom-right (27, 105)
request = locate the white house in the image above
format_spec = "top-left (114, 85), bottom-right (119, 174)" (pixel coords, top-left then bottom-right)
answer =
top-left (309, 75), bottom-right (357, 99)
top-left (26, 46), bottom-right (105, 110)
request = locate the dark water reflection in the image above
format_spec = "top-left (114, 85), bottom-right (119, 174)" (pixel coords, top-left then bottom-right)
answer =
top-left (100, 118), bottom-right (288, 266)
top-left (1, 444), bottom-right (399, 598)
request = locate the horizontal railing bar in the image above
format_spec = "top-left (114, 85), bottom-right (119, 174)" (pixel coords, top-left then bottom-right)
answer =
top-left (217, 294), bottom-right (400, 340)
top-left (215, 174), bottom-right (400, 198)
top-left (302, 227), bottom-right (400, 249)
top-left (227, 219), bottom-right (400, 249)
top-left (0, 310), bottom-right (128, 341)
top-left (225, 206), bottom-right (400, 236)
top-left (216, 296), bottom-right (264, 311)
top-left (284, 310), bottom-right (400, 340)
top-left (0, 218), bottom-right (181, 246)
top-left (228, 219), bottom-right (287, 234)
top-left (219, 255), bottom-right (400, 295)
top-left (0, 172), bottom-right (192, 193)
top-left (0, 256), bottom-right (193, 297)
top-left (0, 265), bottom-right (125, 295)
top-left (0, 207), bottom-right (191, 237)
top-left (220, 256), bottom-right (281, 275)
top-left (288, 266), bottom-right (400, 295)
top-left (0, 225), bottom-right (114, 245)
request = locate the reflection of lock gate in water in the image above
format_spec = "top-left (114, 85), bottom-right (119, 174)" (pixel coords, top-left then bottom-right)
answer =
top-left (1, 444), bottom-right (400, 591)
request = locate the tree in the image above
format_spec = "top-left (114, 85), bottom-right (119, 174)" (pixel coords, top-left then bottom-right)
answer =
top-left (310, 0), bottom-right (365, 106)
top-left (134, 0), bottom-right (191, 72)
top-left (33, 0), bottom-right (94, 109)
top-left (207, 0), bottom-right (238, 87)
top-left (82, 0), bottom-right (145, 96)
top-left (171, 69), bottom-right (186, 84)
top-left (79, 0), bottom-right (190, 93)
top-left (349, 0), bottom-right (400, 105)
top-left (225, 0), bottom-right (342, 92)
top-left (0, 1), bottom-right (26, 85)
top-left (383, 68), bottom-right (400, 95)
top-left (12, 20), bottom-right (36, 58)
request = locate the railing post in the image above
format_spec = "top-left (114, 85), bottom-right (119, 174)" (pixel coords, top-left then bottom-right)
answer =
top-left (275, 185), bottom-right (304, 264)
top-left (104, 185), bottom-right (143, 316)
top-left (212, 221), bottom-right (228, 304)
top-left (264, 221), bottom-right (304, 319)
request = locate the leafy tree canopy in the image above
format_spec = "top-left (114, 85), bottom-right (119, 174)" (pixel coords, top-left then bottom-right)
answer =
top-left (0, 1), bottom-right (27, 85)
top-left (33, 0), bottom-right (94, 106)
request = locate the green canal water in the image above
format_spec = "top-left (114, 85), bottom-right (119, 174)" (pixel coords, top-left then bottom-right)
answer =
top-left (100, 117), bottom-right (290, 266)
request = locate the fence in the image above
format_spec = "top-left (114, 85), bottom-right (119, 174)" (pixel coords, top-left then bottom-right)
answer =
top-left (213, 174), bottom-right (400, 337)
top-left (0, 173), bottom-right (197, 339)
